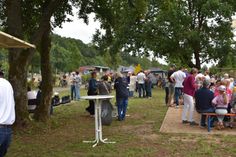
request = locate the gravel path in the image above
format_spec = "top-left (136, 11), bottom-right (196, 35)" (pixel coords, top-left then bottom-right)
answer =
top-left (160, 106), bottom-right (236, 135)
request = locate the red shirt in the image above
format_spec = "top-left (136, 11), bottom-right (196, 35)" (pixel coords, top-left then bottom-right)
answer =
top-left (183, 75), bottom-right (197, 96)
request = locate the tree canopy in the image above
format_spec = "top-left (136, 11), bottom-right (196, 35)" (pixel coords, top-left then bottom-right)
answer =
top-left (88, 0), bottom-right (236, 69)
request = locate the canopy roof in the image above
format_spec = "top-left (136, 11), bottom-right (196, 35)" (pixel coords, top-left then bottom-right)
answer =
top-left (0, 31), bottom-right (35, 49)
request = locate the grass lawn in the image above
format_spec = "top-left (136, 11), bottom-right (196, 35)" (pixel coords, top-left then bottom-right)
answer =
top-left (6, 88), bottom-right (236, 157)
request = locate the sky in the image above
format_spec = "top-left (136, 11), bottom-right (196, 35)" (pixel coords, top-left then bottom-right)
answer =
top-left (53, 13), bottom-right (101, 44)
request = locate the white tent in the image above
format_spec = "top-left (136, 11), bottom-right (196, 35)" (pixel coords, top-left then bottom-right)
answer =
top-left (0, 31), bottom-right (35, 49)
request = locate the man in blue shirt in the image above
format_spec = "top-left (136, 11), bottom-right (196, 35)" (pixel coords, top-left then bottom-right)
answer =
top-left (86, 72), bottom-right (98, 115)
top-left (195, 80), bottom-right (215, 127)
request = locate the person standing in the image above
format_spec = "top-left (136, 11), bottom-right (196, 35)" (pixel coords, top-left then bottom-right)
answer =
top-left (167, 65), bottom-right (176, 106)
top-left (164, 76), bottom-right (169, 105)
top-left (69, 72), bottom-right (76, 100)
top-left (170, 67), bottom-right (186, 108)
top-left (75, 71), bottom-right (82, 100)
top-left (137, 71), bottom-right (146, 98)
top-left (129, 73), bottom-right (137, 97)
top-left (86, 71), bottom-right (98, 115)
top-left (182, 68), bottom-right (198, 126)
top-left (145, 71), bottom-right (153, 98)
top-left (114, 72), bottom-right (129, 121)
top-left (204, 69), bottom-right (211, 81)
top-left (0, 71), bottom-right (15, 157)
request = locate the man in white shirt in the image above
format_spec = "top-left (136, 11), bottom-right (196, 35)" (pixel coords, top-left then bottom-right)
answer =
top-left (137, 71), bottom-right (146, 98)
top-left (170, 67), bottom-right (186, 108)
top-left (0, 71), bottom-right (15, 157)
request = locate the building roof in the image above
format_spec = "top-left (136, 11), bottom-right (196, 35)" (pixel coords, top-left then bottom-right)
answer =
top-left (0, 31), bottom-right (35, 49)
top-left (94, 66), bottom-right (110, 70)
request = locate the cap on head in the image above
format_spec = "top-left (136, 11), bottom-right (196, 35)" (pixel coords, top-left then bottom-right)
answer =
top-left (218, 85), bottom-right (226, 92)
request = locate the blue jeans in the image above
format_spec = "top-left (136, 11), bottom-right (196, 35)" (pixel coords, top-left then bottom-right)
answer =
top-left (174, 87), bottom-right (182, 106)
top-left (75, 86), bottom-right (80, 100)
top-left (138, 84), bottom-right (145, 98)
top-left (0, 127), bottom-right (12, 157)
top-left (71, 85), bottom-right (76, 100)
top-left (198, 108), bottom-right (215, 126)
top-left (117, 98), bottom-right (128, 121)
top-left (145, 82), bottom-right (152, 97)
top-left (129, 91), bottom-right (134, 97)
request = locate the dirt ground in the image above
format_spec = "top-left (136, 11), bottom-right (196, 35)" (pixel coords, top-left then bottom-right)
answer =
top-left (160, 105), bottom-right (236, 135)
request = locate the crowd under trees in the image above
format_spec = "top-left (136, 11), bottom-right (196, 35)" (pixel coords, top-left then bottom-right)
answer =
top-left (0, 0), bottom-right (236, 127)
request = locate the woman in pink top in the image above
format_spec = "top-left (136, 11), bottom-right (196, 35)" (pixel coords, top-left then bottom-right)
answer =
top-left (212, 85), bottom-right (229, 129)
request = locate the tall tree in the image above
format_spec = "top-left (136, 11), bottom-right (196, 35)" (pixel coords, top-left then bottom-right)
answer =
top-left (89, 0), bottom-right (236, 69)
top-left (140, 0), bottom-right (236, 68)
top-left (5, 0), bottom-right (73, 126)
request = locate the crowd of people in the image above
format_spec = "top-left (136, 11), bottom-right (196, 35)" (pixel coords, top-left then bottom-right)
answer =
top-left (85, 72), bottom-right (129, 123)
top-left (2, 65), bottom-right (236, 156)
top-left (166, 65), bottom-right (236, 129)
top-left (82, 70), bottom-right (157, 123)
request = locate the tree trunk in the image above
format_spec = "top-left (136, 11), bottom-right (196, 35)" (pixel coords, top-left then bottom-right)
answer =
top-left (8, 51), bottom-right (30, 127)
top-left (6, 0), bottom-right (30, 127)
top-left (194, 50), bottom-right (201, 69)
top-left (6, 0), bottom-right (68, 125)
top-left (34, 22), bottom-right (53, 122)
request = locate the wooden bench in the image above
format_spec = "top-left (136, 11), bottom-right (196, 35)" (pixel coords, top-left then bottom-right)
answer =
top-left (202, 113), bottom-right (236, 132)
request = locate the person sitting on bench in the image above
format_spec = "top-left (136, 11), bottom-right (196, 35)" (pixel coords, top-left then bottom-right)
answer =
top-left (195, 80), bottom-right (215, 127)
top-left (230, 82), bottom-right (236, 128)
top-left (27, 86), bottom-right (37, 113)
top-left (212, 85), bottom-right (229, 130)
